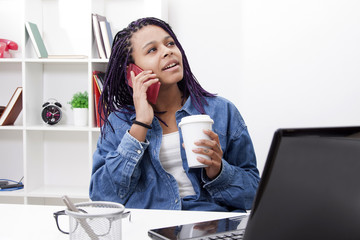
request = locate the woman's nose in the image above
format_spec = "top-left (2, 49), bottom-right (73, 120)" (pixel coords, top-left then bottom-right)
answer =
top-left (162, 47), bottom-right (173, 58)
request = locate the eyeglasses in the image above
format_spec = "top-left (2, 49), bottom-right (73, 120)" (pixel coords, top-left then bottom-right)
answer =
top-left (53, 209), bottom-right (131, 235)
top-left (53, 210), bottom-right (70, 234)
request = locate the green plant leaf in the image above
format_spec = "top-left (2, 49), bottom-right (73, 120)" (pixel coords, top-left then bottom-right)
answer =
top-left (68, 91), bottom-right (89, 109)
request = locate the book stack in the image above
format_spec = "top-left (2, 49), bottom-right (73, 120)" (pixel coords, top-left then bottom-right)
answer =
top-left (92, 14), bottom-right (113, 59)
top-left (0, 87), bottom-right (23, 126)
top-left (93, 71), bottom-right (105, 127)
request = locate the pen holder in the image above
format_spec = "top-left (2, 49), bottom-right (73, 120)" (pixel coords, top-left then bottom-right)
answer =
top-left (65, 201), bottom-right (126, 240)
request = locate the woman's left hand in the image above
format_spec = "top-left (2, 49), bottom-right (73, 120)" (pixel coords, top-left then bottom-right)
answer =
top-left (192, 129), bottom-right (223, 179)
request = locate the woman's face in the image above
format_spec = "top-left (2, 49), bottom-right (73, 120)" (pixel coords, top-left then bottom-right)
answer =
top-left (130, 25), bottom-right (183, 86)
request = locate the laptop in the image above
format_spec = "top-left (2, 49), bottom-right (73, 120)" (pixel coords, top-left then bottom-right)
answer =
top-left (148, 126), bottom-right (360, 240)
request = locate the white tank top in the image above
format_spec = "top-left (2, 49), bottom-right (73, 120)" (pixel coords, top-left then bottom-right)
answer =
top-left (159, 131), bottom-right (196, 197)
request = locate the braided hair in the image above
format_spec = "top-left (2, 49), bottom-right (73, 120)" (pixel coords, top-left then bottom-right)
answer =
top-left (99, 17), bottom-right (215, 137)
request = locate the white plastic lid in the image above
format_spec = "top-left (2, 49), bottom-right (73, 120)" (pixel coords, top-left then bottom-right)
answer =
top-left (178, 114), bottom-right (214, 127)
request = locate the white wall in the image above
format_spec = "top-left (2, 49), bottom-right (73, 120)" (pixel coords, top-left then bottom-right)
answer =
top-left (168, 0), bottom-right (360, 173)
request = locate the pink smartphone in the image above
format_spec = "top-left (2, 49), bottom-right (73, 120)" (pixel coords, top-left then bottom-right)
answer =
top-left (126, 63), bottom-right (160, 105)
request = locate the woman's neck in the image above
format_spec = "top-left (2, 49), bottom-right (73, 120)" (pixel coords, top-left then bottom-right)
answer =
top-left (153, 84), bottom-right (184, 134)
top-left (154, 84), bottom-right (183, 113)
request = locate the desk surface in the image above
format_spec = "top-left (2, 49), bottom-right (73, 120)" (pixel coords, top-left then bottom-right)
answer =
top-left (0, 203), bottom-right (244, 240)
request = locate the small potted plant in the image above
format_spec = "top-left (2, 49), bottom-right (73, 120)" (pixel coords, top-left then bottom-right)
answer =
top-left (68, 91), bottom-right (88, 126)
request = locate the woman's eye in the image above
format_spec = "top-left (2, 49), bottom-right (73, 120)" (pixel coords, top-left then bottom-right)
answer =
top-left (167, 41), bottom-right (175, 46)
top-left (147, 47), bottom-right (156, 54)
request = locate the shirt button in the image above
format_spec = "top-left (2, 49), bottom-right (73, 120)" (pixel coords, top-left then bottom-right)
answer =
top-left (175, 198), bottom-right (179, 203)
top-left (136, 150), bottom-right (141, 154)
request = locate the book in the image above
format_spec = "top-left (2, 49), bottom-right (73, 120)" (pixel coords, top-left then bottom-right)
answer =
top-left (99, 20), bottom-right (113, 58)
top-left (0, 106), bottom-right (5, 117)
top-left (25, 21), bottom-right (88, 59)
top-left (25, 21), bottom-right (48, 58)
top-left (92, 71), bottom-right (105, 127)
top-left (0, 87), bottom-right (23, 126)
top-left (95, 71), bottom-right (105, 92)
top-left (105, 20), bottom-right (113, 51)
top-left (94, 75), bottom-right (102, 93)
top-left (92, 14), bottom-right (106, 59)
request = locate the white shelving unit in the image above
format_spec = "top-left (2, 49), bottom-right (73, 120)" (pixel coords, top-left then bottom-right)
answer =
top-left (0, 0), bottom-right (167, 205)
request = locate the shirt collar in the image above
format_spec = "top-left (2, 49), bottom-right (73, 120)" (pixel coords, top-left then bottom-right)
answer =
top-left (178, 96), bottom-right (203, 115)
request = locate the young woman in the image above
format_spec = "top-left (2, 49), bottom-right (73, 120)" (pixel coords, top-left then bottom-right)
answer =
top-left (90, 17), bottom-right (260, 212)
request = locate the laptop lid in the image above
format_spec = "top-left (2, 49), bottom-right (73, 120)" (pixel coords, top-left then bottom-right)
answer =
top-left (244, 126), bottom-right (360, 240)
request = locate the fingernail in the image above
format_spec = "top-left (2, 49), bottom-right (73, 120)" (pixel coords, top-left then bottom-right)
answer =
top-left (196, 157), bottom-right (204, 163)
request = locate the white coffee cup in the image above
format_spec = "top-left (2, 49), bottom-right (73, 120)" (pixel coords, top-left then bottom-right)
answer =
top-left (178, 115), bottom-right (214, 168)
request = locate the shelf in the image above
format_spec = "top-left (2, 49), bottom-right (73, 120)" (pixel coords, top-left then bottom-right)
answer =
top-left (25, 125), bottom-right (92, 132)
top-left (24, 58), bottom-right (89, 63)
top-left (0, 59), bottom-right (22, 63)
top-left (0, 59), bottom-right (94, 63)
top-left (0, 126), bottom-right (24, 131)
top-left (27, 185), bottom-right (89, 199)
top-left (0, 189), bottom-right (25, 197)
top-left (91, 59), bottom-right (109, 63)
top-left (91, 127), bottom-right (101, 132)
top-left (0, 0), bottom-right (168, 206)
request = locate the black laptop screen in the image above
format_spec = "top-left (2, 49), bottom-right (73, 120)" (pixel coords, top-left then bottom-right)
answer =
top-left (245, 127), bottom-right (360, 240)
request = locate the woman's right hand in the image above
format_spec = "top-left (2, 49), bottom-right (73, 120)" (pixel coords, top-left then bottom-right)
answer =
top-left (130, 70), bottom-right (159, 125)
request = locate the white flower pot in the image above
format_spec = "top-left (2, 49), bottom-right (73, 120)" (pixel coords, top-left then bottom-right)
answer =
top-left (73, 108), bottom-right (88, 126)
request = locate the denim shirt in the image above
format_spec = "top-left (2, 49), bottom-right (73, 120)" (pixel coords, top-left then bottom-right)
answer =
top-left (90, 96), bottom-right (260, 212)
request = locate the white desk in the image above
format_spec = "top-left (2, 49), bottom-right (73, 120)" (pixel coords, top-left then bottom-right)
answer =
top-left (0, 204), bottom-right (244, 239)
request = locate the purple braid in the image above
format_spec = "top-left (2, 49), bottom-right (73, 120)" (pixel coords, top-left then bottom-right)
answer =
top-left (99, 17), bottom-right (215, 138)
